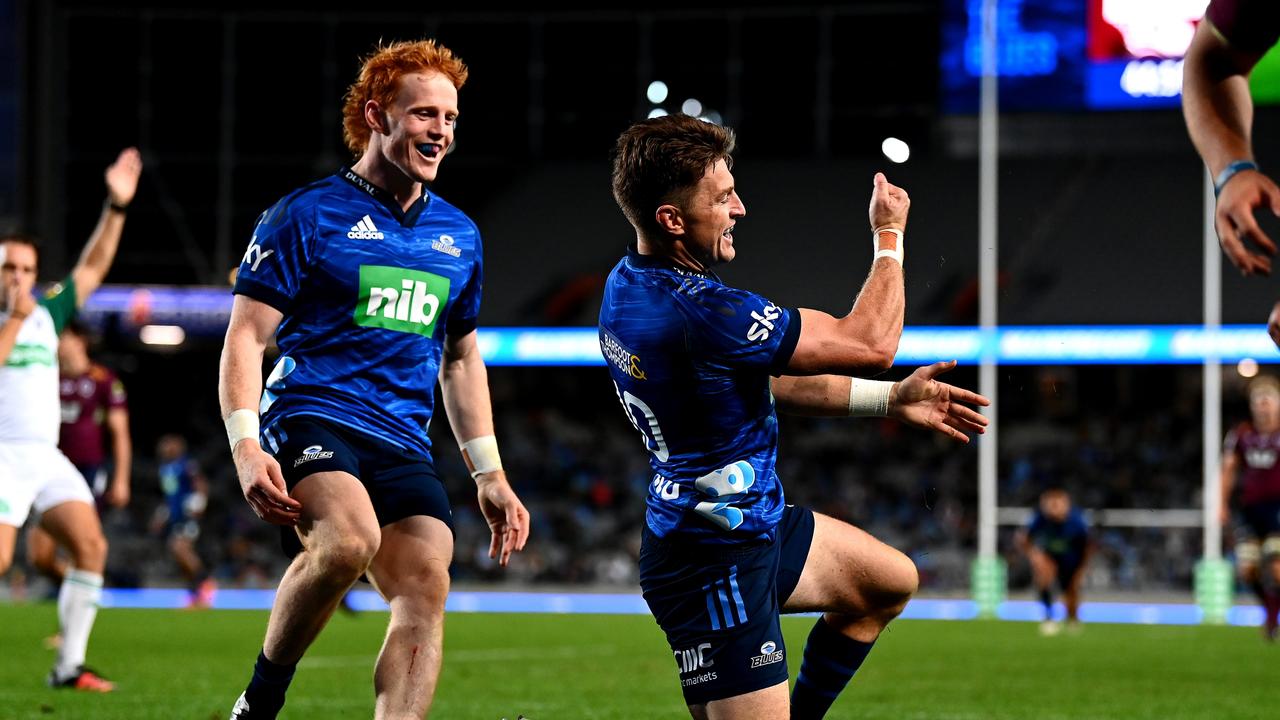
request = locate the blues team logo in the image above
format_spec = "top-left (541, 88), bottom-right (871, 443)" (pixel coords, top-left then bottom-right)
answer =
top-left (294, 445), bottom-right (335, 468)
top-left (431, 234), bottom-right (463, 257)
top-left (749, 640), bottom-right (784, 669)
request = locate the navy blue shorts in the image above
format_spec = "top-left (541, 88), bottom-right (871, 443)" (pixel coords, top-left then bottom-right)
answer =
top-left (1241, 500), bottom-right (1280, 540)
top-left (269, 415), bottom-right (453, 559)
top-left (638, 505), bottom-right (816, 705)
top-left (1049, 554), bottom-right (1083, 589)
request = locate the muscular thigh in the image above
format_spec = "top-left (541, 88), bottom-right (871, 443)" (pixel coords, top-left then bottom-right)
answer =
top-left (291, 471), bottom-right (380, 550)
top-left (366, 515), bottom-right (453, 601)
top-left (782, 513), bottom-right (917, 615)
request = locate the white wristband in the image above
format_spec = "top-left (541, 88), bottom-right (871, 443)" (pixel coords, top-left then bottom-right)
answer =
top-left (873, 226), bottom-right (904, 266)
top-left (224, 409), bottom-right (259, 451)
top-left (461, 435), bottom-right (503, 479)
top-left (848, 379), bottom-right (893, 417)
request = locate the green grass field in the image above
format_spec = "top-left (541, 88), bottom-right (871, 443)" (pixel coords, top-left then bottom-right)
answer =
top-left (0, 603), bottom-right (1274, 719)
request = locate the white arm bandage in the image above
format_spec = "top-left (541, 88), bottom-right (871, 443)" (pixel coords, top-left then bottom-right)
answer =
top-left (461, 435), bottom-right (504, 479)
top-left (224, 409), bottom-right (259, 451)
top-left (848, 379), bottom-right (894, 417)
top-left (872, 226), bottom-right (904, 266)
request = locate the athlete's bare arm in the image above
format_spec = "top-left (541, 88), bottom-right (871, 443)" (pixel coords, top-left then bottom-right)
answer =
top-left (1184, 19), bottom-right (1280, 276)
top-left (771, 360), bottom-right (988, 443)
top-left (439, 329), bottom-right (529, 565)
top-left (787, 173), bottom-right (908, 375)
top-left (72, 148), bottom-right (143, 307)
top-left (105, 406), bottom-right (132, 508)
top-left (1220, 450), bottom-right (1240, 525)
top-left (218, 294), bottom-right (300, 526)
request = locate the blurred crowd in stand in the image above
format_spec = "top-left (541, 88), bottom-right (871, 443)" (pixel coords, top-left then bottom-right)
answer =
top-left (2, 362), bottom-right (1245, 598)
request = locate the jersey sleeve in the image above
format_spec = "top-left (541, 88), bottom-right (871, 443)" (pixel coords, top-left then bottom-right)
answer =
top-left (1025, 512), bottom-right (1044, 537)
top-left (106, 371), bottom-right (127, 410)
top-left (1224, 424), bottom-right (1244, 456)
top-left (678, 283), bottom-right (800, 374)
top-left (232, 198), bottom-right (314, 313)
top-left (1206, 0), bottom-right (1280, 54)
top-left (37, 274), bottom-right (78, 334)
top-left (445, 233), bottom-right (483, 336)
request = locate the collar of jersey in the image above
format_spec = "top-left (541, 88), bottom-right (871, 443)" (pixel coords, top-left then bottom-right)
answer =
top-left (626, 246), bottom-right (719, 282)
top-left (337, 166), bottom-right (430, 228)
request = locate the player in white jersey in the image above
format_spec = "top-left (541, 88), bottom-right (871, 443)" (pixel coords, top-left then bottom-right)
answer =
top-left (0, 147), bottom-right (142, 692)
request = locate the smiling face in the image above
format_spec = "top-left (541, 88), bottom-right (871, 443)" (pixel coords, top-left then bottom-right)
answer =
top-left (668, 160), bottom-right (746, 268)
top-left (366, 71), bottom-right (458, 185)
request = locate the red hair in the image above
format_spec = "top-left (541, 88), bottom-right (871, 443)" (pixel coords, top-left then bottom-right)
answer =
top-left (341, 39), bottom-right (468, 156)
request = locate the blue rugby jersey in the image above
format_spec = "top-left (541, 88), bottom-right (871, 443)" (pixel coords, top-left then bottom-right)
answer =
top-left (1026, 509), bottom-right (1090, 560)
top-left (233, 167), bottom-right (483, 458)
top-left (599, 249), bottom-right (801, 544)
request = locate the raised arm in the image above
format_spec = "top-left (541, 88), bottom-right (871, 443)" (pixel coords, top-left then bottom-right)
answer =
top-left (218, 294), bottom-right (300, 526)
top-left (785, 173), bottom-right (908, 375)
top-left (72, 148), bottom-right (143, 306)
top-left (1183, 17), bottom-right (1280, 276)
top-left (439, 329), bottom-right (529, 566)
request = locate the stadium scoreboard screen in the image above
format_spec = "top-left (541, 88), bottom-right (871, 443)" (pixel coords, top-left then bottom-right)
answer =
top-left (941, 0), bottom-right (1280, 112)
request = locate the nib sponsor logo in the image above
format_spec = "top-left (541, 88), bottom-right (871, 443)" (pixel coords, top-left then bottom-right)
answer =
top-left (355, 265), bottom-right (451, 337)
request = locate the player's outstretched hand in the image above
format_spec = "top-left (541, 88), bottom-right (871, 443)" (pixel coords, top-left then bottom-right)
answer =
top-left (104, 147), bottom-right (143, 208)
top-left (888, 360), bottom-right (990, 443)
top-left (232, 440), bottom-right (300, 526)
top-left (869, 172), bottom-right (910, 232)
top-left (476, 471), bottom-right (530, 567)
top-left (1217, 170), bottom-right (1280, 277)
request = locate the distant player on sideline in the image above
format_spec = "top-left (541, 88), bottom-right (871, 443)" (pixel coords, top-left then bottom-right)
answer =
top-left (26, 319), bottom-right (132, 588)
top-left (1221, 375), bottom-right (1280, 639)
top-left (220, 39), bottom-right (528, 719)
top-left (0, 147), bottom-right (142, 692)
top-left (1183, 0), bottom-right (1280, 342)
top-left (1015, 487), bottom-right (1092, 636)
top-left (600, 115), bottom-right (989, 720)
top-left (152, 433), bottom-right (215, 608)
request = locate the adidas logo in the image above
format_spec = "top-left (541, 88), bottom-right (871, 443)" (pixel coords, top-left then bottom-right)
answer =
top-left (348, 215), bottom-right (385, 240)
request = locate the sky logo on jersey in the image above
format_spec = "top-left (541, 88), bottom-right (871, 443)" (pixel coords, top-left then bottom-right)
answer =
top-left (355, 265), bottom-right (451, 338)
top-left (431, 234), bottom-right (462, 257)
top-left (747, 302), bottom-right (781, 342)
top-left (241, 236), bottom-right (274, 271)
top-left (348, 215), bottom-right (385, 240)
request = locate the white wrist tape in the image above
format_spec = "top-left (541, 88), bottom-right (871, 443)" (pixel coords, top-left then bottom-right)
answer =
top-left (848, 379), bottom-right (893, 417)
top-left (224, 409), bottom-right (259, 451)
top-left (873, 226), bottom-right (904, 266)
top-left (461, 435), bottom-right (503, 479)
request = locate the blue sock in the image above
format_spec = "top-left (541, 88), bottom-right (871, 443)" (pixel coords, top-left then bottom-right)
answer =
top-left (242, 649), bottom-right (296, 719)
top-left (790, 617), bottom-right (876, 720)
top-left (1039, 589), bottom-right (1054, 619)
